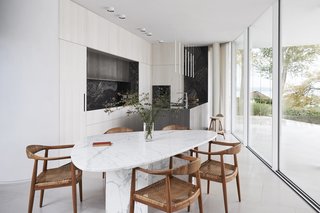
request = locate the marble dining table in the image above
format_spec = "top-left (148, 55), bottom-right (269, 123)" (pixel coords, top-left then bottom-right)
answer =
top-left (71, 130), bottom-right (217, 213)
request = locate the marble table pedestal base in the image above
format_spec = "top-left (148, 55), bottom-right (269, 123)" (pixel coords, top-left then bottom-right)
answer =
top-left (105, 169), bottom-right (148, 213)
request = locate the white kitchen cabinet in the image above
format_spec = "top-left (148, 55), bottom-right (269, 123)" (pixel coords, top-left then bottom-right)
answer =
top-left (59, 40), bottom-right (87, 145)
top-left (59, 0), bottom-right (86, 45)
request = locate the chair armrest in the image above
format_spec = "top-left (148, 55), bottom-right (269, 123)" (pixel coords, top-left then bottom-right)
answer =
top-left (46, 144), bottom-right (74, 150)
top-left (26, 144), bottom-right (74, 160)
top-left (190, 148), bottom-right (224, 156)
top-left (31, 155), bottom-right (71, 161)
top-left (173, 154), bottom-right (198, 162)
top-left (135, 167), bottom-right (172, 176)
top-left (209, 141), bottom-right (240, 147)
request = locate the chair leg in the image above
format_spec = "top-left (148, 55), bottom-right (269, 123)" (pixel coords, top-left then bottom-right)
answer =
top-left (207, 180), bottom-right (210, 194)
top-left (198, 192), bottom-right (204, 213)
top-left (236, 174), bottom-right (241, 202)
top-left (72, 183), bottom-right (77, 213)
top-left (39, 189), bottom-right (44, 207)
top-left (71, 164), bottom-right (77, 213)
top-left (130, 169), bottom-right (136, 213)
top-left (28, 160), bottom-right (38, 213)
top-left (129, 200), bottom-right (135, 213)
top-left (222, 181), bottom-right (228, 213)
top-left (79, 179), bottom-right (83, 202)
top-left (28, 186), bottom-right (35, 213)
top-left (102, 172), bottom-right (105, 179)
top-left (187, 175), bottom-right (192, 212)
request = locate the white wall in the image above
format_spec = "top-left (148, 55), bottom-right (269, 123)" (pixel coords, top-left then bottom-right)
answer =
top-left (0, 0), bottom-right (59, 182)
top-left (190, 103), bottom-right (209, 129)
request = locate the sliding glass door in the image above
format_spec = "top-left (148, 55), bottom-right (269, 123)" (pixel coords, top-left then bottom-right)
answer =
top-left (248, 7), bottom-right (273, 164)
top-left (280, 0), bottom-right (320, 204)
top-left (230, 0), bottom-right (320, 209)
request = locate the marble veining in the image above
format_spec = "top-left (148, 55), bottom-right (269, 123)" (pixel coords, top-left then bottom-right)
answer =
top-left (71, 130), bottom-right (217, 172)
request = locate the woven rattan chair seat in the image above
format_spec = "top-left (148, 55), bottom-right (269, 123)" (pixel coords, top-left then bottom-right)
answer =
top-left (199, 160), bottom-right (236, 181)
top-left (36, 163), bottom-right (81, 188)
top-left (134, 176), bottom-right (198, 209)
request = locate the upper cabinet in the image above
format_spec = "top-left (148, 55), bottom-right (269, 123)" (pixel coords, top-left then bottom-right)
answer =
top-left (59, 0), bottom-right (151, 65)
top-left (87, 48), bottom-right (137, 82)
top-left (59, 0), bottom-right (87, 45)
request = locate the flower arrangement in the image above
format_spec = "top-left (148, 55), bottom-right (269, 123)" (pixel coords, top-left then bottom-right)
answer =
top-left (105, 92), bottom-right (170, 141)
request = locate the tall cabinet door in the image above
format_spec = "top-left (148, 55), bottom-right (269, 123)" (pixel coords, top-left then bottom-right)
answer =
top-left (60, 40), bottom-right (86, 145)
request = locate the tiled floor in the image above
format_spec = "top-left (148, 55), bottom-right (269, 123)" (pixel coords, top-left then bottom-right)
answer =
top-left (0, 137), bottom-right (316, 213)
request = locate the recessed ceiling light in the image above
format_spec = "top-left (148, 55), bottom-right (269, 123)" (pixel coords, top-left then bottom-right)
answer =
top-left (158, 40), bottom-right (164, 43)
top-left (146, 32), bottom-right (152, 36)
top-left (139, 28), bottom-right (146, 33)
top-left (118, 14), bottom-right (126, 19)
top-left (105, 6), bottom-right (115, 12)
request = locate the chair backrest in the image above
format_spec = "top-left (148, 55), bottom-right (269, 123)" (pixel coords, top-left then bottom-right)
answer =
top-left (104, 127), bottom-right (134, 134)
top-left (172, 157), bottom-right (201, 175)
top-left (162, 124), bottom-right (189, 130)
top-left (26, 144), bottom-right (74, 161)
top-left (26, 145), bottom-right (46, 159)
top-left (222, 143), bottom-right (241, 155)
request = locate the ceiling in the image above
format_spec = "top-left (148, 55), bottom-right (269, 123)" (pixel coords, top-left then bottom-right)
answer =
top-left (72, 0), bottom-right (276, 45)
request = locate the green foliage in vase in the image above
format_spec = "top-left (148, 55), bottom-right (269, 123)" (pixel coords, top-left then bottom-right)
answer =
top-left (105, 92), bottom-right (170, 124)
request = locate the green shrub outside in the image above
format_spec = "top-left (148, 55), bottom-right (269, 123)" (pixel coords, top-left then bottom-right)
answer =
top-left (251, 103), bottom-right (320, 124)
top-left (252, 102), bottom-right (272, 116)
top-left (253, 97), bottom-right (272, 105)
top-left (283, 107), bottom-right (320, 124)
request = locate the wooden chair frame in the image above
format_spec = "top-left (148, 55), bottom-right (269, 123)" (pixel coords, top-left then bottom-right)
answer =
top-left (190, 141), bottom-right (241, 213)
top-left (104, 127), bottom-right (134, 134)
top-left (161, 124), bottom-right (189, 130)
top-left (26, 144), bottom-right (83, 213)
top-left (130, 154), bottom-right (203, 213)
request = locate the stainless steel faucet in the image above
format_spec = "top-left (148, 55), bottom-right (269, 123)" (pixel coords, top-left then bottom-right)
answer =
top-left (177, 92), bottom-right (188, 109)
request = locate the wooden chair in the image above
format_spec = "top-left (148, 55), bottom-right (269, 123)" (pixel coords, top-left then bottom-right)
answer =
top-left (102, 127), bottom-right (134, 178)
top-left (162, 124), bottom-right (189, 130)
top-left (104, 127), bottom-right (134, 134)
top-left (190, 141), bottom-right (241, 213)
top-left (26, 144), bottom-right (83, 213)
top-left (130, 154), bottom-right (203, 213)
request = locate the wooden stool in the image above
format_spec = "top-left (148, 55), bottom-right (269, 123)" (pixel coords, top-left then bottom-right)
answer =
top-left (209, 116), bottom-right (225, 139)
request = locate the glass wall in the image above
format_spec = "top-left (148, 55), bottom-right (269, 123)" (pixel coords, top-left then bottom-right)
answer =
top-left (232, 33), bottom-right (246, 141)
top-left (280, 0), bottom-right (320, 204)
top-left (248, 7), bottom-right (273, 164)
top-left (230, 0), bottom-right (320, 209)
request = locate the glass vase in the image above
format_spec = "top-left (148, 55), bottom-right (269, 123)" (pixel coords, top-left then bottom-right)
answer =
top-left (143, 122), bottom-right (154, 142)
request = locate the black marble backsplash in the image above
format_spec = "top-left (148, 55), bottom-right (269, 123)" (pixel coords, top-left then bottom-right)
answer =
top-left (87, 80), bottom-right (134, 111)
top-left (86, 47), bottom-right (139, 111)
top-left (184, 46), bottom-right (208, 107)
